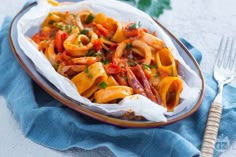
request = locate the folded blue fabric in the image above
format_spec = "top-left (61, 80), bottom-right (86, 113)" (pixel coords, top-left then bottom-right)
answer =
top-left (1, 17), bottom-right (236, 157)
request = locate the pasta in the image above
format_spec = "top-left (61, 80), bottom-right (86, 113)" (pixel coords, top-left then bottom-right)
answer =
top-left (31, 10), bottom-right (183, 112)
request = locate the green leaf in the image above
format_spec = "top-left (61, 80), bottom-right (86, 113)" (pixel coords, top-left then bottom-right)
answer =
top-left (138, 0), bottom-right (152, 11)
top-left (120, 0), bottom-right (171, 18)
top-left (85, 13), bottom-right (95, 24)
top-left (80, 29), bottom-right (89, 35)
top-left (85, 65), bottom-right (93, 78)
top-left (143, 64), bottom-right (157, 69)
top-left (98, 82), bottom-right (107, 89)
top-left (125, 43), bottom-right (133, 50)
top-left (128, 21), bottom-right (141, 30)
top-left (103, 59), bottom-right (110, 65)
top-left (48, 20), bottom-right (56, 25)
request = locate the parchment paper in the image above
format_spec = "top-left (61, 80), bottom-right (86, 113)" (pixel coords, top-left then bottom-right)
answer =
top-left (17, 0), bottom-right (202, 122)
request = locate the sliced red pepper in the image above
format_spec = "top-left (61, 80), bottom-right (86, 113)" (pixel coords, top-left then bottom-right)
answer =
top-left (93, 39), bottom-right (102, 51)
top-left (124, 23), bottom-right (142, 37)
top-left (31, 32), bottom-right (41, 44)
top-left (55, 51), bottom-right (71, 64)
top-left (55, 30), bottom-right (68, 53)
top-left (105, 63), bottom-right (125, 74)
top-left (31, 30), bottom-right (52, 44)
top-left (96, 24), bottom-right (109, 37)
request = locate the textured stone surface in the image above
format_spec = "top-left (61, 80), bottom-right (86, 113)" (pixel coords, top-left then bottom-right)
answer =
top-left (0, 0), bottom-right (236, 156)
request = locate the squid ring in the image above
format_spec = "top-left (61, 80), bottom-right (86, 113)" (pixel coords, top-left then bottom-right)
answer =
top-left (114, 39), bottom-right (152, 64)
top-left (142, 32), bottom-right (163, 50)
top-left (157, 76), bottom-right (183, 112)
top-left (64, 31), bottom-right (98, 57)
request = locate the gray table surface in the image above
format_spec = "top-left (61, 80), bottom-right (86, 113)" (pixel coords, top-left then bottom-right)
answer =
top-left (0, 0), bottom-right (236, 156)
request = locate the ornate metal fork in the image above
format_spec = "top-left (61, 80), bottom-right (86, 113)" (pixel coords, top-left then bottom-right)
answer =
top-left (201, 37), bottom-right (236, 157)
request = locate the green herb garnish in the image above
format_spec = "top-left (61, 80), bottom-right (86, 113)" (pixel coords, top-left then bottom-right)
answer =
top-left (85, 65), bottom-right (93, 78)
top-left (103, 59), bottom-right (110, 65)
top-left (125, 43), bottom-right (132, 50)
top-left (85, 65), bottom-right (89, 73)
top-left (56, 24), bottom-right (65, 31)
top-left (80, 29), bottom-right (89, 35)
top-left (48, 20), bottom-right (56, 25)
top-left (85, 13), bottom-right (95, 24)
top-left (128, 61), bottom-right (137, 66)
top-left (87, 73), bottom-right (93, 78)
top-left (154, 72), bottom-right (160, 78)
top-left (143, 64), bottom-right (157, 69)
top-left (99, 82), bottom-right (107, 89)
top-left (93, 52), bottom-right (102, 57)
top-left (86, 49), bottom-right (95, 56)
top-left (128, 21), bottom-right (141, 30)
top-left (67, 29), bottom-right (72, 34)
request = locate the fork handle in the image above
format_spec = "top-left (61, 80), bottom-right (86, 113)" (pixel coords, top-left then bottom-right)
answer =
top-left (201, 102), bottom-right (222, 157)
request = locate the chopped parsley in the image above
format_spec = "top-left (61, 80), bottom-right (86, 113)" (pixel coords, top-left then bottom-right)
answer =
top-left (103, 59), bottom-right (110, 65)
top-left (85, 65), bottom-right (93, 78)
top-left (125, 43), bottom-right (132, 50)
top-left (143, 64), bottom-right (157, 69)
top-left (87, 73), bottom-right (93, 78)
top-left (98, 82), bottom-right (107, 89)
top-left (67, 29), bottom-right (72, 34)
top-left (127, 61), bottom-right (137, 66)
top-left (80, 29), bottom-right (89, 35)
top-left (56, 23), bottom-right (65, 31)
top-left (48, 20), bottom-right (56, 25)
top-left (65, 25), bottom-right (73, 34)
top-left (93, 52), bottom-right (102, 57)
top-left (154, 72), bottom-right (160, 78)
top-left (85, 49), bottom-right (95, 56)
top-left (128, 21), bottom-right (141, 30)
top-left (85, 65), bottom-right (89, 73)
top-left (85, 13), bottom-right (95, 24)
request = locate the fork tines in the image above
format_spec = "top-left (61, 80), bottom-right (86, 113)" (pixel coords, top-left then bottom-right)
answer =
top-left (216, 37), bottom-right (236, 72)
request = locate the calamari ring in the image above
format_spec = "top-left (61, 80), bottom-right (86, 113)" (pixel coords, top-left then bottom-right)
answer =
top-left (111, 21), bottom-right (126, 42)
top-left (63, 31), bottom-right (98, 57)
top-left (158, 76), bottom-right (183, 112)
top-left (45, 40), bottom-right (57, 67)
top-left (142, 32), bottom-right (163, 50)
top-left (114, 39), bottom-right (152, 64)
top-left (156, 48), bottom-right (178, 77)
top-left (94, 86), bottom-right (133, 103)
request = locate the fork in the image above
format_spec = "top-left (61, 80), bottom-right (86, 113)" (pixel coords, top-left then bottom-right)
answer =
top-left (201, 37), bottom-right (236, 157)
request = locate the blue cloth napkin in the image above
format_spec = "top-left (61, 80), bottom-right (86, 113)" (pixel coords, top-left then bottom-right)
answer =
top-left (1, 16), bottom-right (236, 157)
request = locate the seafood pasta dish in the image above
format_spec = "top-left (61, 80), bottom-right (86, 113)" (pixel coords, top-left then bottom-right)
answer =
top-left (31, 10), bottom-right (183, 113)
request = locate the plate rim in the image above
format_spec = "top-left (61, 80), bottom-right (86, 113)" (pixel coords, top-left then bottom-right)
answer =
top-left (8, 1), bottom-right (205, 128)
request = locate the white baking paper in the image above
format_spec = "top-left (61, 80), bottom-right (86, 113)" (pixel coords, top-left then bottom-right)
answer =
top-left (17, 0), bottom-right (202, 122)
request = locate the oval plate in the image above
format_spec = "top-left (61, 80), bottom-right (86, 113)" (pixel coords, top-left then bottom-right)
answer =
top-left (9, 2), bottom-right (205, 128)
